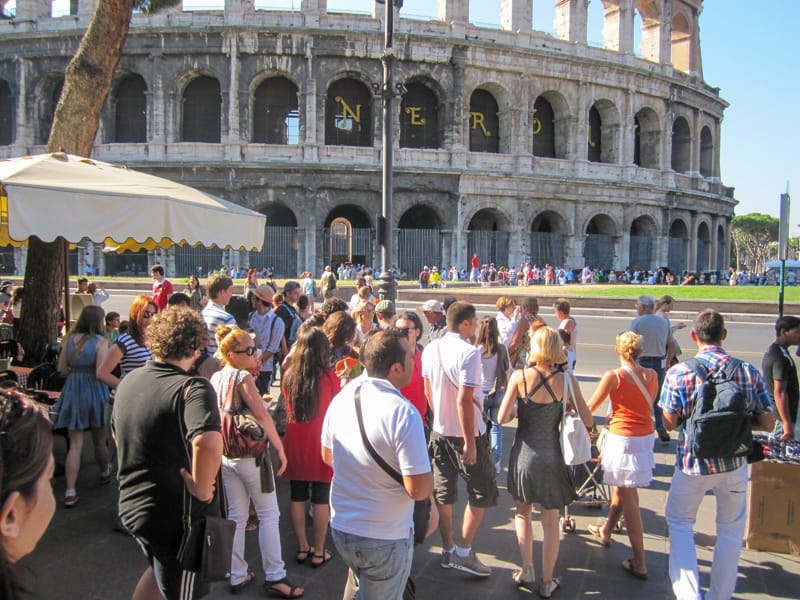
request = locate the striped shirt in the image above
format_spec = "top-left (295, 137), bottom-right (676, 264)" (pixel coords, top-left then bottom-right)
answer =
top-left (659, 345), bottom-right (773, 475)
top-left (111, 333), bottom-right (152, 400)
top-left (202, 301), bottom-right (237, 356)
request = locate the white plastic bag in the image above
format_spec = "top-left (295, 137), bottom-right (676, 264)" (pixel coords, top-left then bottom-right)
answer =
top-left (561, 375), bottom-right (592, 466)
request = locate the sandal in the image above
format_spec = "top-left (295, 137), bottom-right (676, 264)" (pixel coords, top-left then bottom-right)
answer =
top-left (295, 547), bottom-right (312, 564)
top-left (263, 577), bottom-right (304, 599)
top-left (538, 578), bottom-right (561, 599)
top-left (587, 523), bottom-right (611, 547)
top-left (229, 571), bottom-right (255, 595)
top-left (63, 492), bottom-right (79, 508)
top-left (512, 564), bottom-right (535, 589)
top-left (621, 558), bottom-right (649, 580)
top-left (310, 548), bottom-right (333, 568)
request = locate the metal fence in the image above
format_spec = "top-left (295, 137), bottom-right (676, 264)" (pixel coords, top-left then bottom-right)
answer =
top-left (249, 226), bottom-right (300, 278)
top-left (629, 235), bottom-right (654, 270)
top-left (668, 237), bottom-right (687, 274)
top-left (173, 245), bottom-right (225, 278)
top-left (397, 228), bottom-right (442, 276)
top-left (322, 227), bottom-right (375, 268)
top-left (467, 230), bottom-right (510, 267)
top-left (529, 232), bottom-right (564, 267)
top-left (584, 234), bottom-right (614, 270)
top-left (696, 239), bottom-right (710, 272)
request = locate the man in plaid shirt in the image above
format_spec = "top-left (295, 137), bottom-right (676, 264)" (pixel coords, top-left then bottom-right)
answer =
top-left (660, 309), bottom-right (774, 600)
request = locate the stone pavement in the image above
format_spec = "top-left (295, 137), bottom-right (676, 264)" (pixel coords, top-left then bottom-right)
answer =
top-left (23, 394), bottom-right (799, 600)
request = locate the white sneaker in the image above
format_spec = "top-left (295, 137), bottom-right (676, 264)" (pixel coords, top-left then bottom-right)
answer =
top-left (495, 460), bottom-right (502, 474)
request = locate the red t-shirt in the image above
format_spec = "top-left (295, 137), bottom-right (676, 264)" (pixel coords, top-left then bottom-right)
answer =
top-left (471, 255), bottom-right (479, 269)
top-left (152, 278), bottom-right (173, 311)
top-left (282, 369), bottom-right (340, 482)
top-left (400, 350), bottom-right (428, 421)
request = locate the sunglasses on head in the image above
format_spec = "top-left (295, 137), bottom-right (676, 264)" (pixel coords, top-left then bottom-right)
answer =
top-left (232, 346), bottom-right (257, 356)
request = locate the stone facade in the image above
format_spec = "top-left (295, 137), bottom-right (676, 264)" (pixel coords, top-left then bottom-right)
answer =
top-left (0, 0), bottom-right (734, 278)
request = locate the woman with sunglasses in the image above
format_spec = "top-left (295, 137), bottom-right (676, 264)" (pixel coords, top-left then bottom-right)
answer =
top-left (210, 327), bottom-right (301, 598)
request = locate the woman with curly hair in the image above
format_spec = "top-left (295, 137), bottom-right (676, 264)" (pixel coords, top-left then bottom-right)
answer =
top-left (281, 326), bottom-right (340, 568)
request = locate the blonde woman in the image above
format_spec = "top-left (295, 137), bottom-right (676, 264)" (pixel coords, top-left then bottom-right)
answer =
top-left (352, 300), bottom-right (376, 345)
top-left (498, 327), bottom-right (593, 597)
top-left (585, 331), bottom-right (656, 580)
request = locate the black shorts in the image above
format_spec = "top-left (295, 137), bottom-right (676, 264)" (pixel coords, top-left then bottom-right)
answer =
top-left (289, 480), bottom-right (331, 505)
top-left (428, 431), bottom-right (498, 508)
top-left (135, 538), bottom-right (210, 600)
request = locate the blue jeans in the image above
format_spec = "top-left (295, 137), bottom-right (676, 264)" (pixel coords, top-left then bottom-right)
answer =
top-left (483, 389), bottom-right (503, 465)
top-left (639, 356), bottom-right (665, 431)
top-left (332, 528), bottom-right (413, 600)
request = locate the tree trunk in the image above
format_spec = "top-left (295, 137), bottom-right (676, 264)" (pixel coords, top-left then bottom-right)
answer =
top-left (19, 0), bottom-right (136, 363)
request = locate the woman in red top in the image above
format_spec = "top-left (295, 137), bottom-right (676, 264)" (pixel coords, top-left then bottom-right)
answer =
top-left (281, 326), bottom-right (340, 568)
top-left (393, 311), bottom-right (428, 423)
top-left (586, 331), bottom-right (656, 579)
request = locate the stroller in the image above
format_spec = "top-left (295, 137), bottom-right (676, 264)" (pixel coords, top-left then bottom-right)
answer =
top-left (560, 426), bottom-right (622, 533)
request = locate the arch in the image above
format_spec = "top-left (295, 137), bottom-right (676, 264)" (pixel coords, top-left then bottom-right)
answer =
top-left (467, 207), bottom-right (510, 267)
top-left (261, 202), bottom-right (298, 227)
top-left (398, 205), bottom-right (442, 229)
top-left (0, 79), bottom-right (12, 145)
top-left (668, 218), bottom-right (689, 273)
top-left (468, 89), bottom-right (500, 153)
top-left (325, 78), bottom-right (372, 147)
top-left (533, 91), bottom-right (569, 159)
top-left (398, 204), bottom-right (443, 276)
top-left (584, 213), bottom-right (617, 270)
top-left (716, 223), bottom-right (726, 271)
top-left (182, 75), bottom-right (221, 142)
top-left (671, 11), bottom-right (693, 73)
top-left (629, 215), bottom-right (658, 269)
top-left (700, 125), bottom-right (713, 178)
top-left (633, 107), bottom-right (660, 168)
top-left (112, 74), bottom-right (147, 143)
top-left (671, 116), bottom-right (691, 173)
top-left (696, 221), bottom-right (711, 271)
top-left (400, 80), bottom-right (440, 149)
top-left (36, 73), bottom-right (64, 145)
top-left (532, 96), bottom-right (555, 158)
top-left (637, 0), bottom-right (662, 63)
top-left (588, 99), bottom-right (621, 163)
top-left (323, 204), bottom-right (374, 267)
top-left (530, 210), bottom-right (568, 266)
top-left (252, 76), bottom-right (299, 144)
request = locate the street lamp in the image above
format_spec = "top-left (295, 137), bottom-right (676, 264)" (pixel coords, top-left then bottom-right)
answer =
top-left (372, 0), bottom-right (404, 302)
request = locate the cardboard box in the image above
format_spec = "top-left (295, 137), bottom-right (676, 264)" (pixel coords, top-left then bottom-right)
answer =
top-left (746, 461), bottom-right (800, 555)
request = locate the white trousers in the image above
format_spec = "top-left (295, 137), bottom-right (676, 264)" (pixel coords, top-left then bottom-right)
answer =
top-left (221, 456), bottom-right (286, 585)
top-left (665, 464), bottom-right (748, 600)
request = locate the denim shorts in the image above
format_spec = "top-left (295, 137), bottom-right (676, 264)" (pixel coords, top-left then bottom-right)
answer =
top-left (428, 431), bottom-right (498, 508)
top-left (134, 537), bottom-right (210, 600)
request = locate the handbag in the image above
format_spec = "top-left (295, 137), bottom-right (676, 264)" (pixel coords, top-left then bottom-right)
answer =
top-left (560, 374), bottom-right (592, 466)
top-left (221, 370), bottom-right (268, 459)
top-left (176, 377), bottom-right (236, 581)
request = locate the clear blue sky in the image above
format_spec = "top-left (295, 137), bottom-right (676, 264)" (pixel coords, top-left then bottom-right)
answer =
top-left (45, 0), bottom-right (798, 225)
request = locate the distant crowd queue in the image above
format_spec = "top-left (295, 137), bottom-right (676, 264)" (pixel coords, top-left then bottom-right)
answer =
top-left (0, 265), bottom-right (794, 600)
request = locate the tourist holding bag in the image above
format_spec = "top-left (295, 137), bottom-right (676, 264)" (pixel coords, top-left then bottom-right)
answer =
top-left (211, 326), bottom-right (303, 598)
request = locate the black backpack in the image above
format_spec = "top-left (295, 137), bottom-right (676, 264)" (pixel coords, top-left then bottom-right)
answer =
top-left (684, 358), bottom-right (752, 459)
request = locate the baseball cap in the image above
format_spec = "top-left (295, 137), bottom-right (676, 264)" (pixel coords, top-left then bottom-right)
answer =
top-left (283, 281), bottom-right (301, 293)
top-left (421, 299), bottom-right (443, 313)
top-left (375, 300), bottom-right (396, 314)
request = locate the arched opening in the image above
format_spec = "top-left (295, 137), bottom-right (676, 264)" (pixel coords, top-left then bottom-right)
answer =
top-left (398, 205), bottom-right (442, 276)
top-left (400, 81), bottom-right (440, 149)
top-left (325, 78), bottom-right (372, 147)
top-left (633, 107), bottom-right (660, 168)
top-left (113, 74), bottom-right (147, 143)
top-left (671, 11), bottom-right (693, 73)
top-left (588, 99), bottom-right (621, 164)
top-left (588, 105), bottom-right (602, 162)
top-left (182, 76), bottom-right (221, 142)
top-left (671, 116), bottom-right (691, 173)
top-left (532, 96), bottom-right (555, 158)
top-left (668, 219), bottom-right (689, 274)
top-left (530, 210), bottom-right (566, 266)
top-left (584, 214), bottom-right (616, 270)
top-left (252, 76), bottom-right (299, 145)
top-left (36, 74), bottom-right (64, 145)
top-left (629, 216), bottom-right (657, 269)
top-left (247, 203), bottom-right (300, 277)
top-left (637, 0), bottom-right (662, 63)
top-left (700, 126), bottom-right (713, 178)
top-left (467, 208), bottom-right (509, 266)
top-left (469, 89), bottom-right (499, 153)
top-left (323, 205), bottom-right (374, 267)
top-left (717, 224), bottom-right (726, 272)
top-left (696, 222), bottom-right (710, 271)
top-left (0, 79), bottom-right (12, 145)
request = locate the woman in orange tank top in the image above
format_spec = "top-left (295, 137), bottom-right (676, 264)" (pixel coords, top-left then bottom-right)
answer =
top-left (585, 331), bottom-right (657, 580)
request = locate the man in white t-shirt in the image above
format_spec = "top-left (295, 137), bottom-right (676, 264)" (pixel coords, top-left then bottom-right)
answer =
top-left (421, 301), bottom-right (498, 578)
top-left (322, 329), bottom-right (432, 599)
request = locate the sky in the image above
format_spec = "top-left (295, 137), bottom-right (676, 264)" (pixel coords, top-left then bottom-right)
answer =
top-left (41, 0), bottom-right (798, 226)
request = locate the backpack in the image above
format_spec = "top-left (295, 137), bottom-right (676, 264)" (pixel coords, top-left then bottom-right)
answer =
top-left (683, 358), bottom-right (752, 460)
top-left (419, 271), bottom-right (429, 284)
top-left (325, 272), bottom-right (337, 291)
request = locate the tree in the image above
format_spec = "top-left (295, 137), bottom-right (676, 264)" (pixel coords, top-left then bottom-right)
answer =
top-left (18, 0), bottom-right (178, 362)
top-left (731, 213), bottom-right (779, 275)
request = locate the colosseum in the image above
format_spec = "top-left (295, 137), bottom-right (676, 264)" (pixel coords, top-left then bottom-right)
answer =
top-left (0, 0), bottom-right (733, 279)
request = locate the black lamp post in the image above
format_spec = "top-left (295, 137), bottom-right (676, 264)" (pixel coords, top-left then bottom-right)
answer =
top-left (372, 0), bottom-right (404, 302)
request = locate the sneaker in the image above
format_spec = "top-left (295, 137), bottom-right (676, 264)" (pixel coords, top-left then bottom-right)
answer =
top-left (440, 548), bottom-right (451, 569)
top-left (63, 492), bottom-right (79, 508)
top-left (657, 429), bottom-right (670, 443)
top-left (449, 550), bottom-right (492, 577)
top-left (495, 460), bottom-right (502, 475)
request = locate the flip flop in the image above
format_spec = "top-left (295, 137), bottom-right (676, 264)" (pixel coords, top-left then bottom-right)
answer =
top-left (310, 548), bottom-right (333, 568)
top-left (264, 577), bottom-right (304, 599)
top-left (621, 558), bottom-right (649, 580)
top-left (295, 547), bottom-right (312, 564)
top-left (229, 571), bottom-right (255, 595)
top-left (587, 523), bottom-right (611, 547)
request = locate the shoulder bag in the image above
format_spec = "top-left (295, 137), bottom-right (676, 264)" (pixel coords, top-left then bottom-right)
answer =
top-left (220, 369), bottom-right (268, 459)
top-left (560, 374), bottom-right (592, 466)
top-left (176, 377), bottom-right (236, 582)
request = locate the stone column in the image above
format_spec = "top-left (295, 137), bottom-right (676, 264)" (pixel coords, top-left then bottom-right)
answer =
top-left (573, 81), bottom-right (589, 160)
top-left (554, 0), bottom-right (588, 44)
top-left (687, 211), bottom-right (698, 272)
top-left (621, 89), bottom-right (635, 164)
top-left (438, 0), bottom-right (468, 24)
top-left (709, 215), bottom-right (719, 273)
top-left (447, 46), bottom-right (468, 166)
top-left (659, 0), bottom-right (672, 66)
top-left (15, 0), bottom-right (50, 21)
top-left (602, 0), bottom-right (634, 54)
top-left (225, 0), bottom-right (253, 25)
top-left (14, 59), bottom-right (33, 147)
top-left (689, 107), bottom-right (700, 175)
top-left (301, 0), bottom-right (326, 14)
top-left (662, 101), bottom-right (673, 171)
top-left (224, 33), bottom-right (242, 153)
top-left (500, 0), bottom-right (531, 33)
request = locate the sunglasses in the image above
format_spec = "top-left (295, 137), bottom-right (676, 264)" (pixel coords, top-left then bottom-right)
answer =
top-left (232, 346), bottom-right (257, 356)
top-left (397, 327), bottom-right (416, 336)
top-left (143, 310), bottom-right (156, 318)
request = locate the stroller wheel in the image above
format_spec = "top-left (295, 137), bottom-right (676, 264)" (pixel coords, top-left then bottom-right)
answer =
top-left (560, 516), bottom-right (576, 533)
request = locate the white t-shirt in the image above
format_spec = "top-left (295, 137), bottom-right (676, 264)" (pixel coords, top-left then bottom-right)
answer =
top-left (321, 377), bottom-right (430, 540)
top-left (421, 332), bottom-right (485, 437)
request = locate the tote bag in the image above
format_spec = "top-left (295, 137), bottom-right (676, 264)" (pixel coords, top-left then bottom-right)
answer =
top-left (561, 375), bottom-right (592, 465)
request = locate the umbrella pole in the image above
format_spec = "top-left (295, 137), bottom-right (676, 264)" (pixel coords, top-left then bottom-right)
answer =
top-left (63, 238), bottom-right (70, 328)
